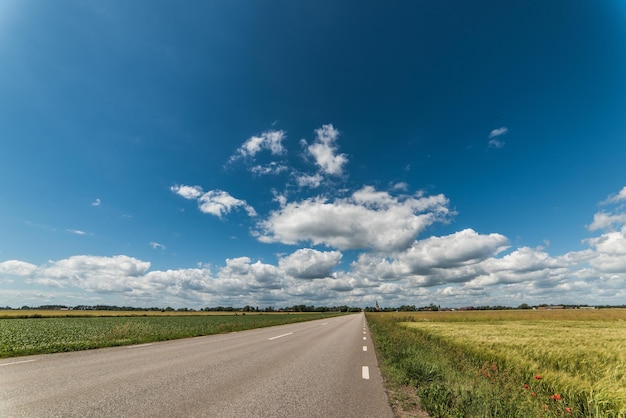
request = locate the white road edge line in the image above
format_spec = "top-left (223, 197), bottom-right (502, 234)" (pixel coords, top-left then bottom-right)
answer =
top-left (321, 322), bottom-right (328, 326)
top-left (268, 332), bottom-right (294, 340)
top-left (0, 359), bottom-right (37, 367)
top-left (127, 343), bottom-right (153, 349)
top-left (362, 366), bottom-right (370, 379)
top-left (363, 336), bottom-right (367, 340)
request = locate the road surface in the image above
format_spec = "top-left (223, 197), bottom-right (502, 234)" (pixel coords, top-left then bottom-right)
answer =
top-left (0, 313), bottom-right (393, 417)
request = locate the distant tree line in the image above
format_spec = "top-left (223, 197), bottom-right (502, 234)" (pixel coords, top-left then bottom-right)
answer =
top-left (363, 303), bottom-right (624, 312)
top-left (2, 304), bottom-right (363, 313)
top-left (3, 303), bottom-right (624, 312)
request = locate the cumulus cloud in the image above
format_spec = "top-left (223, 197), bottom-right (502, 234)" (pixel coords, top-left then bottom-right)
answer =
top-left (279, 249), bottom-right (342, 279)
top-left (171, 185), bottom-right (256, 219)
top-left (399, 229), bottom-right (509, 270)
top-left (585, 226), bottom-right (626, 273)
top-left (230, 130), bottom-right (286, 161)
top-left (216, 257), bottom-right (284, 291)
top-left (302, 124), bottom-right (347, 176)
top-left (0, 260), bottom-right (37, 276)
top-left (588, 212), bottom-right (626, 231)
top-left (171, 185), bottom-right (203, 200)
top-left (257, 186), bottom-right (451, 251)
top-left (352, 229), bottom-right (509, 281)
top-left (34, 255), bottom-right (151, 291)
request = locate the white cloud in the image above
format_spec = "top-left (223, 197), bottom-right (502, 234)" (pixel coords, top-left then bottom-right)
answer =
top-left (68, 229), bottom-right (88, 236)
top-left (171, 185), bottom-right (203, 200)
top-left (250, 162), bottom-right (288, 175)
top-left (231, 130), bottom-right (286, 161)
top-left (585, 226), bottom-right (626, 273)
top-left (34, 255), bottom-right (151, 291)
top-left (487, 126), bottom-right (508, 148)
top-left (0, 260), bottom-right (37, 276)
top-left (352, 229), bottom-right (509, 281)
top-left (172, 185), bottom-right (256, 219)
top-left (91, 198), bottom-right (101, 207)
top-left (150, 242), bottom-right (166, 250)
top-left (489, 127), bottom-right (508, 138)
top-left (488, 138), bottom-right (505, 149)
top-left (279, 248), bottom-right (342, 279)
top-left (296, 173), bottom-right (324, 188)
top-left (257, 186), bottom-right (451, 251)
top-left (601, 186), bottom-right (626, 205)
top-left (217, 257), bottom-right (284, 291)
top-left (302, 124), bottom-right (347, 176)
top-left (588, 212), bottom-right (626, 231)
top-left (198, 190), bottom-right (257, 218)
top-left (588, 186), bottom-right (626, 231)
top-left (403, 229), bottom-right (509, 269)
top-left (391, 182), bottom-right (408, 192)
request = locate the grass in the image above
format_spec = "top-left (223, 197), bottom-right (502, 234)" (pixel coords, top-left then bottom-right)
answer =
top-left (0, 312), bottom-right (345, 358)
top-left (366, 309), bottom-right (626, 418)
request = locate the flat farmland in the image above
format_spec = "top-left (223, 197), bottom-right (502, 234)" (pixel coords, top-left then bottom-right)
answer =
top-left (0, 311), bottom-right (344, 358)
top-left (367, 309), bottom-right (626, 418)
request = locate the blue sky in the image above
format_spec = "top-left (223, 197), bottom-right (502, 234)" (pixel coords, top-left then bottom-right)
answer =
top-left (1, 1), bottom-right (626, 309)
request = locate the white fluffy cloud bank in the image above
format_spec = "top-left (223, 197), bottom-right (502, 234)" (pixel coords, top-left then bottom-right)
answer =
top-left (4, 118), bottom-right (625, 309)
top-left (3, 191), bottom-right (626, 308)
top-left (257, 186), bottom-right (452, 251)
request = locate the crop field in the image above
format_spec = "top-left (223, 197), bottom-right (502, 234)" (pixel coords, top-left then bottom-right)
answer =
top-left (0, 312), bottom-right (344, 358)
top-left (366, 309), bottom-right (626, 418)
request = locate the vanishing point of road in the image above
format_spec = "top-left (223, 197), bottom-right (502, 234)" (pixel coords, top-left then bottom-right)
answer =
top-left (0, 313), bottom-right (393, 417)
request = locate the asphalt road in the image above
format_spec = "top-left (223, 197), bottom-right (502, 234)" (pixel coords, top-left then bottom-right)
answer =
top-left (0, 313), bottom-right (393, 418)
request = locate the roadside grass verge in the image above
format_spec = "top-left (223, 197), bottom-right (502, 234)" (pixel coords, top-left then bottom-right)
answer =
top-left (0, 312), bottom-right (345, 358)
top-left (367, 310), bottom-right (626, 418)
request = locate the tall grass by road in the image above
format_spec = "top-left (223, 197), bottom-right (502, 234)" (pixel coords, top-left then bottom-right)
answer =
top-left (0, 312), bottom-right (345, 358)
top-left (367, 310), bottom-right (626, 418)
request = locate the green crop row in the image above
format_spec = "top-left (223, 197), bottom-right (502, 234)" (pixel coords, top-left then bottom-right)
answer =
top-left (366, 310), bottom-right (626, 418)
top-left (0, 312), bottom-right (344, 358)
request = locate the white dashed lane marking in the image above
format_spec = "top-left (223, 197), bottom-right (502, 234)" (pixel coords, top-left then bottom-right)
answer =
top-left (362, 366), bottom-right (370, 379)
top-left (363, 346), bottom-right (367, 351)
top-left (126, 343), bottom-right (153, 349)
top-left (268, 332), bottom-right (293, 340)
top-left (0, 359), bottom-right (37, 367)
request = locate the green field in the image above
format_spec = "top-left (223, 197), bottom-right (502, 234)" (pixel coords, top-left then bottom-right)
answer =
top-left (367, 309), bottom-right (626, 418)
top-left (0, 312), bottom-right (345, 358)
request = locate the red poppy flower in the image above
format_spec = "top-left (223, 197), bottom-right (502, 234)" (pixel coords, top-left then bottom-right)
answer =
top-left (566, 407), bottom-right (572, 413)
top-left (535, 374), bottom-right (542, 380)
top-left (550, 393), bottom-right (561, 401)
top-left (524, 384), bottom-right (530, 389)
top-left (531, 392), bottom-right (537, 397)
